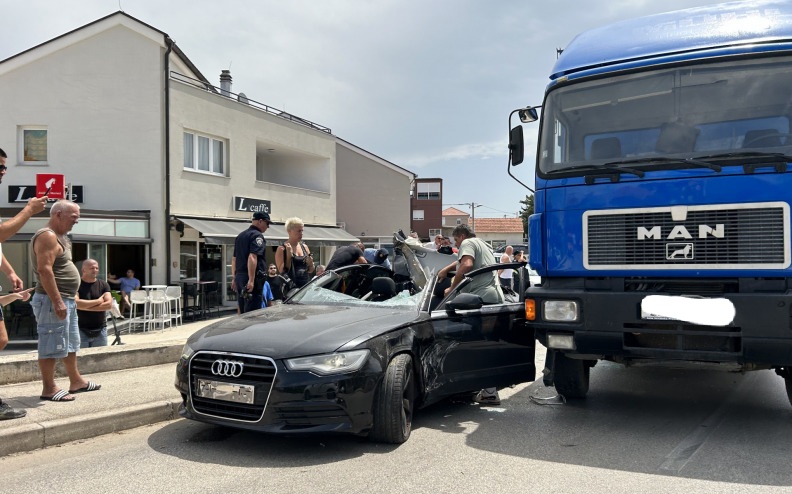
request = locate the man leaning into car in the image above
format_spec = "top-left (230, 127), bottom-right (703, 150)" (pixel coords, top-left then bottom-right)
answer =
top-left (438, 224), bottom-right (504, 405)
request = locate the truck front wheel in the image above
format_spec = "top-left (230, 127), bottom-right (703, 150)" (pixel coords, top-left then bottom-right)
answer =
top-left (553, 353), bottom-right (591, 399)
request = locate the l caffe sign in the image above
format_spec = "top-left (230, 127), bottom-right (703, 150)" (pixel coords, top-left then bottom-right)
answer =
top-left (234, 196), bottom-right (270, 214)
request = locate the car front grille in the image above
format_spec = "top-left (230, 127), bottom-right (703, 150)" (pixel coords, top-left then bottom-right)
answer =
top-left (584, 202), bottom-right (789, 269)
top-left (189, 351), bottom-right (276, 422)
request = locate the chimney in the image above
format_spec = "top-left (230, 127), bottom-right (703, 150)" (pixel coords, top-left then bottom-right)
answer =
top-left (220, 70), bottom-right (232, 97)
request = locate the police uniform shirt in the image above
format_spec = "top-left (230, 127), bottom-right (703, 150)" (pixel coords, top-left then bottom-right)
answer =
top-left (234, 226), bottom-right (267, 278)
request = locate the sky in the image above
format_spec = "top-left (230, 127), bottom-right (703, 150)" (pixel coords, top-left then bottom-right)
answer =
top-left (0, 0), bottom-right (722, 218)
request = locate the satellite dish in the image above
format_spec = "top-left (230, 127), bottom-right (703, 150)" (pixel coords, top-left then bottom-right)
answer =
top-left (237, 92), bottom-right (249, 104)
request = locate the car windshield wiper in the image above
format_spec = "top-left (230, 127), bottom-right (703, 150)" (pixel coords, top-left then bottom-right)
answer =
top-left (603, 156), bottom-right (722, 172)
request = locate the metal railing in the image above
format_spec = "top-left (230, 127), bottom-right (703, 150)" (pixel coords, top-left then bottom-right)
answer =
top-left (170, 71), bottom-right (332, 134)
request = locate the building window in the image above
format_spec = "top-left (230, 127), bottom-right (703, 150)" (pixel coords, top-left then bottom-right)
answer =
top-left (416, 182), bottom-right (440, 200)
top-left (429, 228), bottom-right (442, 237)
top-left (412, 209), bottom-right (424, 221)
top-left (456, 218), bottom-right (462, 225)
top-left (19, 126), bottom-right (48, 164)
top-left (184, 131), bottom-right (226, 175)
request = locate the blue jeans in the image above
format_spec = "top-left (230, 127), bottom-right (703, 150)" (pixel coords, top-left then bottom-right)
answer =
top-left (31, 294), bottom-right (80, 359)
top-left (79, 327), bottom-right (108, 348)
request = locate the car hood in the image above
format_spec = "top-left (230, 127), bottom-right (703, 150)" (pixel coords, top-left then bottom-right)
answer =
top-left (186, 304), bottom-right (419, 359)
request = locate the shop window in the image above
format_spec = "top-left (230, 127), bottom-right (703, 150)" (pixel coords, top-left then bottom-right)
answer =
top-left (18, 126), bottom-right (48, 164)
top-left (184, 131), bottom-right (226, 176)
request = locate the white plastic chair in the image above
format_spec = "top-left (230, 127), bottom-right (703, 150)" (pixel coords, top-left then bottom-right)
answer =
top-left (146, 289), bottom-right (172, 332)
top-left (164, 285), bottom-right (182, 326)
top-left (129, 290), bottom-right (149, 332)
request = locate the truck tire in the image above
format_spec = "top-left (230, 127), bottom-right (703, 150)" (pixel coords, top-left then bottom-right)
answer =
top-left (553, 353), bottom-right (590, 399)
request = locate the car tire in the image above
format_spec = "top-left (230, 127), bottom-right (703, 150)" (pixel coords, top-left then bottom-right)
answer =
top-left (370, 354), bottom-right (414, 444)
top-left (553, 353), bottom-right (590, 399)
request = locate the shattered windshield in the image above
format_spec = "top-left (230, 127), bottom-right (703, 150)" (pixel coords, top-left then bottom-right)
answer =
top-left (538, 55), bottom-right (792, 176)
top-left (288, 270), bottom-right (423, 310)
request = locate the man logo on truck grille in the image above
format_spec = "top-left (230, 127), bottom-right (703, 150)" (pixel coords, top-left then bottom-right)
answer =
top-left (667, 243), bottom-right (694, 260)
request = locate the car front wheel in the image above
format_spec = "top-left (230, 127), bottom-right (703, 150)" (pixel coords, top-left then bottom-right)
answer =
top-left (370, 354), bottom-right (414, 444)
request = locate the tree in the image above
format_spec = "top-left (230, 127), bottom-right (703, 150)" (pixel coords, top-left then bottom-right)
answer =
top-left (519, 194), bottom-right (534, 238)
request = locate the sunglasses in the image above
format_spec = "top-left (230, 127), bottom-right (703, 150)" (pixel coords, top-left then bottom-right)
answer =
top-left (0, 165), bottom-right (6, 172)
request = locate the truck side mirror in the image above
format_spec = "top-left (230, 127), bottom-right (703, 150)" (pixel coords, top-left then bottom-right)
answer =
top-left (509, 126), bottom-right (524, 166)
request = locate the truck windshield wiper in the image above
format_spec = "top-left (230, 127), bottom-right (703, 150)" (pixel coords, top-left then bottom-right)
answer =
top-left (692, 151), bottom-right (792, 163)
top-left (548, 163), bottom-right (645, 178)
top-left (603, 156), bottom-right (722, 172)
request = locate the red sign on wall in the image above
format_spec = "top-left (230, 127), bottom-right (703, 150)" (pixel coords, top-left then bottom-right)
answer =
top-left (36, 174), bottom-right (65, 199)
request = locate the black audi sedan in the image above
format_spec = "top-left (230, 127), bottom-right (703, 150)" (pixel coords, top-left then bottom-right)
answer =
top-left (175, 232), bottom-right (536, 443)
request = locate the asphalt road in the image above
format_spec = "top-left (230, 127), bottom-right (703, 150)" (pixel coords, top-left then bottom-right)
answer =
top-left (1, 362), bottom-right (791, 493)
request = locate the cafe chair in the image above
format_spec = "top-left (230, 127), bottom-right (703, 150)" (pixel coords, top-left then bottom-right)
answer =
top-left (129, 290), bottom-right (149, 332)
top-left (146, 289), bottom-right (172, 332)
top-left (165, 285), bottom-right (183, 326)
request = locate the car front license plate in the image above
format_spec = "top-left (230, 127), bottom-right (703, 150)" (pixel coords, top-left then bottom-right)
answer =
top-left (196, 379), bottom-right (255, 404)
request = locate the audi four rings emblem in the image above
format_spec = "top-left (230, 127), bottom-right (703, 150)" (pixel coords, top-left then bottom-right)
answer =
top-left (211, 359), bottom-right (245, 377)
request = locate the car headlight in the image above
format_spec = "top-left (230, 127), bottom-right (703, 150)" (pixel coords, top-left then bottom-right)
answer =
top-left (180, 342), bottom-right (196, 361)
top-left (285, 349), bottom-right (370, 375)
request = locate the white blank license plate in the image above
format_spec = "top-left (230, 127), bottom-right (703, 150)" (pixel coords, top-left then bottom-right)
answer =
top-left (196, 379), bottom-right (255, 404)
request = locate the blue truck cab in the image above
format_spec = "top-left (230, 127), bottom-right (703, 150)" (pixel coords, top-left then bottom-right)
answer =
top-left (509, 1), bottom-right (792, 404)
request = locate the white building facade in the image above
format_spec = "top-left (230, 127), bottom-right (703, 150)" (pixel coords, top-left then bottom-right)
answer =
top-left (0, 12), bottom-right (414, 307)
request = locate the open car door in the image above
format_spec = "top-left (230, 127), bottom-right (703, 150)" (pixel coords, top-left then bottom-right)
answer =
top-left (421, 262), bottom-right (536, 406)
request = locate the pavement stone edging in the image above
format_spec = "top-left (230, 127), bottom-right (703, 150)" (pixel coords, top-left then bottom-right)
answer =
top-left (0, 342), bottom-right (185, 385)
top-left (0, 400), bottom-right (180, 457)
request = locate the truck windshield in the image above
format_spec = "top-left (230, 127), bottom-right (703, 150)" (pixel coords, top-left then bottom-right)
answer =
top-left (538, 56), bottom-right (792, 175)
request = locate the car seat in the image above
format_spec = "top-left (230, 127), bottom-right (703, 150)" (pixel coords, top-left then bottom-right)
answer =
top-left (655, 122), bottom-right (700, 153)
top-left (590, 137), bottom-right (622, 160)
top-left (369, 277), bottom-right (397, 302)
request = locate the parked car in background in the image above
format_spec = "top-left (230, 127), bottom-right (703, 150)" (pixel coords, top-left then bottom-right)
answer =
top-left (175, 231), bottom-right (536, 443)
top-left (493, 243), bottom-right (530, 259)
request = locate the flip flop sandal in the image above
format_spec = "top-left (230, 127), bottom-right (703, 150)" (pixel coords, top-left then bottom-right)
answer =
top-left (69, 381), bottom-right (102, 393)
top-left (40, 390), bottom-right (75, 402)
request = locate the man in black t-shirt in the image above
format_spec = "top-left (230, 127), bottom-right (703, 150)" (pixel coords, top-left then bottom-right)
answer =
top-left (266, 263), bottom-right (285, 303)
top-left (75, 259), bottom-right (113, 347)
top-left (232, 211), bottom-right (270, 313)
top-left (326, 242), bottom-right (367, 271)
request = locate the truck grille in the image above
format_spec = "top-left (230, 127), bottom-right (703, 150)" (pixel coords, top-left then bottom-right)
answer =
top-left (189, 351), bottom-right (276, 422)
top-left (584, 202), bottom-right (789, 269)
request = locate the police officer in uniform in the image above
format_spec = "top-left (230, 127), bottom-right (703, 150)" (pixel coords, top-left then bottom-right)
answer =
top-left (232, 211), bottom-right (270, 313)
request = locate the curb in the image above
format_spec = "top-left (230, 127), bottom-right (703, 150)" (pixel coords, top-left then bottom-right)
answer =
top-left (0, 343), bottom-right (184, 385)
top-left (0, 400), bottom-right (181, 457)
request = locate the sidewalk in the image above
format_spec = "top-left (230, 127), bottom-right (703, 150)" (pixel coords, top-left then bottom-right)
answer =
top-left (0, 317), bottom-right (227, 457)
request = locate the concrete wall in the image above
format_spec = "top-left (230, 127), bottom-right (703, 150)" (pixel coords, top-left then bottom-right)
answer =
top-left (335, 142), bottom-right (412, 240)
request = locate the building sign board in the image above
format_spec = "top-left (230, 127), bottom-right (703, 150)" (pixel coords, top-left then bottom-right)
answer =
top-left (9, 185), bottom-right (84, 204)
top-left (234, 196), bottom-right (271, 214)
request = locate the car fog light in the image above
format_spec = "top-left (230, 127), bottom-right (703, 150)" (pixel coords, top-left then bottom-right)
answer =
top-left (547, 334), bottom-right (575, 350)
top-left (543, 300), bottom-right (579, 322)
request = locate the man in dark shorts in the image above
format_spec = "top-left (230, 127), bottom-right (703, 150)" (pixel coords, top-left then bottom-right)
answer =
top-left (232, 211), bottom-right (270, 313)
top-left (326, 242), bottom-right (367, 271)
top-left (76, 259), bottom-right (113, 347)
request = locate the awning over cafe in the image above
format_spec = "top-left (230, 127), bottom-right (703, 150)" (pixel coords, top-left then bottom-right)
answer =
top-left (176, 217), bottom-right (359, 246)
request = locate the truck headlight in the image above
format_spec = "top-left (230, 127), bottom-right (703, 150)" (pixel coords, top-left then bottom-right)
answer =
top-left (285, 349), bottom-right (370, 375)
top-left (543, 300), bottom-right (579, 322)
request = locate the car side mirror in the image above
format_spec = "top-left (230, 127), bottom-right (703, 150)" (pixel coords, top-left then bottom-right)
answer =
top-left (446, 293), bottom-right (484, 311)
